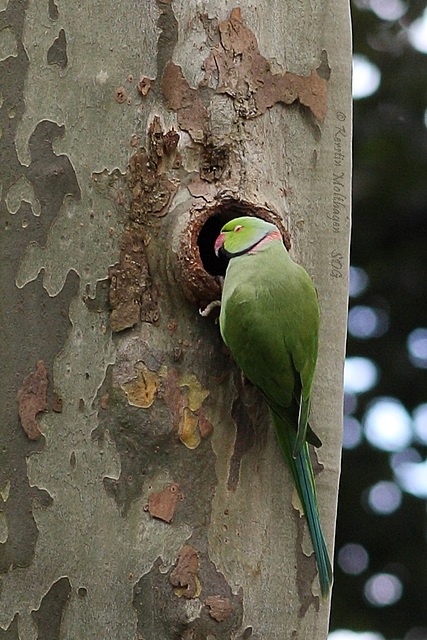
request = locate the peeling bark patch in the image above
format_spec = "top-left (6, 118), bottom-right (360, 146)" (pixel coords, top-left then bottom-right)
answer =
top-left (197, 408), bottom-right (213, 438)
top-left (128, 147), bottom-right (177, 221)
top-left (121, 362), bottom-right (160, 408)
top-left (180, 373), bottom-right (210, 411)
top-left (0, 613), bottom-right (19, 639)
top-left (164, 129), bottom-right (180, 155)
top-left (161, 369), bottom-right (212, 449)
top-left (47, 29), bottom-right (67, 68)
top-left (109, 227), bottom-right (158, 331)
top-left (0, 27), bottom-right (18, 61)
top-left (155, 0), bottom-right (178, 82)
top-left (17, 361), bottom-right (48, 440)
top-left (179, 407), bottom-right (201, 449)
top-left (160, 8), bottom-right (328, 130)
top-left (294, 510), bottom-right (320, 618)
top-left (317, 50), bottom-right (331, 81)
top-left (310, 444), bottom-right (324, 477)
top-left (170, 545), bottom-right (201, 599)
top-left (48, 0), bottom-right (59, 20)
top-left (31, 577), bottom-right (71, 640)
top-left (162, 62), bottom-right (208, 142)
top-left (200, 144), bottom-right (230, 183)
top-left (133, 549), bottom-right (243, 637)
top-left (202, 8), bottom-right (328, 122)
top-left (8, 116), bottom-right (80, 268)
top-left (137, 76), bottom-right (151, 96)
top-left (205, 595), bottom-right (233, 622)
top-left (161, 368), bottom-right (187, 432)
top-left (25, 120), bottom-right (80, 248)
top-left (1, 481), bottom-right (11, 503)
top-left (114, 86), bottom-right (127, 103)
top-left (149, 116), bottom-right (180, 162)
top-left (148, 482), bottom-right (183, 523)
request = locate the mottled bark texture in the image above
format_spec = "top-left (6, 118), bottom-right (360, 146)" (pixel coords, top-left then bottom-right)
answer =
top-left (0, 1), bottom-right (351, 639)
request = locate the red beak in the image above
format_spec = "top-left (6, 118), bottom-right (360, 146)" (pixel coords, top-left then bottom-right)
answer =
top-left (214, 232), bottom-right (225, 257)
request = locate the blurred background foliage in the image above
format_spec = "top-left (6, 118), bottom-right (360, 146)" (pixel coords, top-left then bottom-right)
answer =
top-left (329, 2), bottom-right (427, 639)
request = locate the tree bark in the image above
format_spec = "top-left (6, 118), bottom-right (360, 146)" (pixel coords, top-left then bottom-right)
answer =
top-left (0, 1), bottom-right (351, 639)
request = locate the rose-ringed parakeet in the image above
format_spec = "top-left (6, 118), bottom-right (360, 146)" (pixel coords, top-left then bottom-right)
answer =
top-left (214, 215), bottom-right (333, 599)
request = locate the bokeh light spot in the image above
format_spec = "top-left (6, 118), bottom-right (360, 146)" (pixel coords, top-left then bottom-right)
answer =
top-left (407, 328), bottom-right (427, 368)
top-left (364, 573), bottom-right (403, 607)
top-left (395, 458), bottom-right (427, 499)
top-left (329, 630), bottom-right (385, 640)
top-left (343, 416), bottom-right (363, 449)
top-left (338, 543), bottom-right (369, 575)
top-left (353, 55), bottom-right (381, 99)
top-left (408, 8), bottom-right (427, 54)
top-left (348, 306), bottom-right (377, 338)
top-left (370, 0), bottom-right (407, 21)
top-left (364, 397), bottom-right (412, 451)
top-left (413, 404), bottom-right (427, 444)
top-left (368, 481), bottom-right (402, 514)
top-left (344, 357), bottom-right (378, 394)
top-left (348, 306), bottom-right (389, 339)
top-left (349, 266), bottom-right (369, 297)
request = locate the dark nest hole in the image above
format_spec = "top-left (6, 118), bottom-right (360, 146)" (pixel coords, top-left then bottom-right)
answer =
top-left (197, 199), bottom-right (290, 277)
top-left (197, 208), bottom-right (235, 276)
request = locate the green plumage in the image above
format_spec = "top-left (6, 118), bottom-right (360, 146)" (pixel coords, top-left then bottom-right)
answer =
top-left (216, 216), bottom-right (333, 599)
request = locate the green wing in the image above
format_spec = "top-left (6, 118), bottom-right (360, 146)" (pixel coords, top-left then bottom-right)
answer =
top-left (220, 247), bottom-right (320, 454)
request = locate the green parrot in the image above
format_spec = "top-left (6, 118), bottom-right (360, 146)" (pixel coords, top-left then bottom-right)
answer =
top-left (214, 215), bottom-right (333, 599)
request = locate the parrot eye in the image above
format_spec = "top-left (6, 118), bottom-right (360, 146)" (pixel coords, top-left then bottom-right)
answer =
top-left (233, 225), bottom-right (243, 232)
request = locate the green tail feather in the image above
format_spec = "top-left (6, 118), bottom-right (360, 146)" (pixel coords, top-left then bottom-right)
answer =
top-left (295, 445), bottom-right (333, 599)
top-left (272, 411), bottom-right (333, 599)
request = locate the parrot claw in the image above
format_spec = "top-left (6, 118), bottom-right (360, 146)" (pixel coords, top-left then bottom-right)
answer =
top-left (199, 300), bottom-right (221, 317)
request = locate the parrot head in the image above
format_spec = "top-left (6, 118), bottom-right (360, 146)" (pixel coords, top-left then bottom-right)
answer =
top-left (214, 216), bottom-right (281, 260)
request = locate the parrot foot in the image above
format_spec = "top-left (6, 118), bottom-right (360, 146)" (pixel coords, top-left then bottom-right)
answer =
top-left (199, 300), bottom-right (221, 317)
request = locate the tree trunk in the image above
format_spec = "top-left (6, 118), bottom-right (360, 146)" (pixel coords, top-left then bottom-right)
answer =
top-left (0, 1), bottom-right (351, 638)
